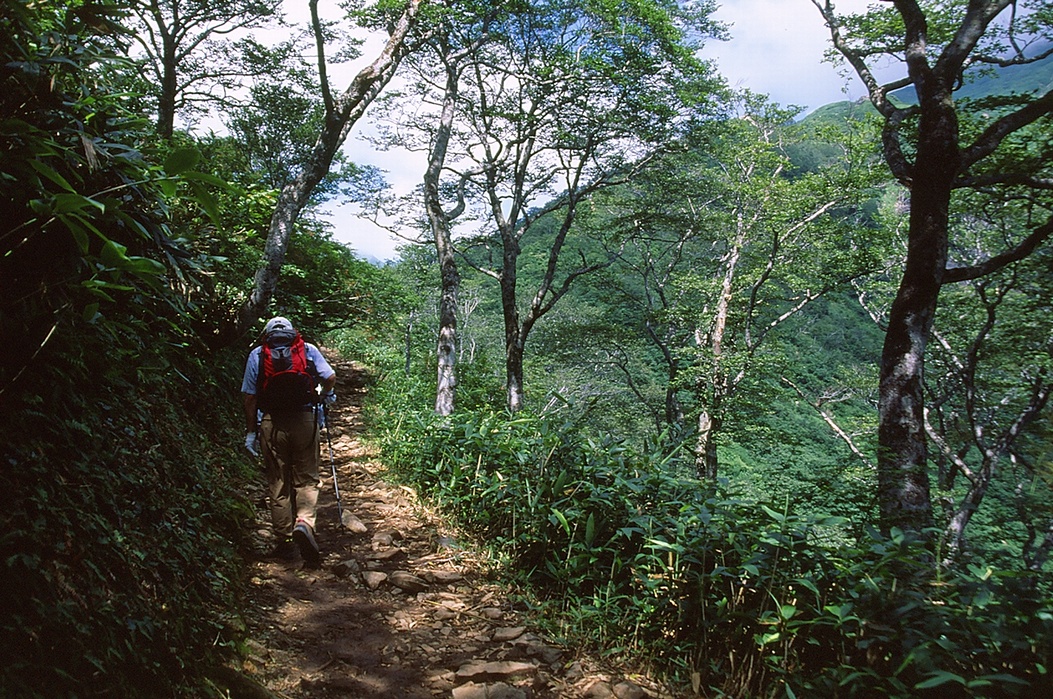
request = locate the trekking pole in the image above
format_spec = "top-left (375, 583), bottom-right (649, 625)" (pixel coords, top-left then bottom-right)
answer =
top-left (323, 403), bottom-right (343, 522)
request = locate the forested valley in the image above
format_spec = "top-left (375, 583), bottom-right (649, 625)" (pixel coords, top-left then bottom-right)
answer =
top-left (2, 1), bottom-right (1052, 697)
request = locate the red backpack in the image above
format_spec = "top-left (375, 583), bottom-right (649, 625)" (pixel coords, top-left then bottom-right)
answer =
top-left (257, 333), bottom-right (316, 412)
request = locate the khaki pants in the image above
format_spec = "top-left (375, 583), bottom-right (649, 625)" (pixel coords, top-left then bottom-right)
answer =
top-left (260, 411), bottom-right (319, 536)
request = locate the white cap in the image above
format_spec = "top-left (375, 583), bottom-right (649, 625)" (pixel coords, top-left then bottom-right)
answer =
top-left (263, 316), bottom-right (295, 336)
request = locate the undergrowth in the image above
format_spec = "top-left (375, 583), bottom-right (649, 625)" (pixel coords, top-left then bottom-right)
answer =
top-left (0, 314), bottom-right (253, 697)
top-left (376, 404), bottom-right (1053, 698)
top-left (1, 6), bottom-right (258, 693)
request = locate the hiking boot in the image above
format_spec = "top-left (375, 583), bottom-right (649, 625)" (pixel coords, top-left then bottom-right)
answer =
top-left (292, 520), bottom-right (321, 568)
top-left (270, 538), bottom-right (297, 561)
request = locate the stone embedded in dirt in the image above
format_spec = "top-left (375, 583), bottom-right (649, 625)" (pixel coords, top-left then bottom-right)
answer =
top-left (421, 569), bottom-right (464, 585)
top-left (303, 675), bottom-right (360, 693)
top-left (455, 661), bottom-right (536, 682)
top-left (340, 511), bottom-right (368, 533)
top-left (362, 571), bottom-right (388, 589)
top-left (365, 547), bottom-right (404, 561)
top-left (452, 681), bottom-right (528, 699)
top-left (511, 635), bottom-right (563, 665)
top-left (613, 680), bottom-right (647, 699)
top-left (388, 570), bottom-right (428, 593)
top-left (428, 671), bottom-right (456, 694)
top-left (371, 529), bottom-right (402, 547)
top-left (584, 681), bottom-right (617, 699)
top-left (479, 607), bottom-right (504, 620)
top-left (491, 626), bottom-right (527, 642)
top-left (537, 646), bottom-right (563, 665)
top-left (331, 559), bottom-right (360, 578)
top-left (390, 609), bottom-right (415, 630)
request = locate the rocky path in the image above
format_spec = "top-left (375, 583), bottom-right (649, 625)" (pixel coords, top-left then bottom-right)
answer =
top-left (237, 357), bottom-right (675, 699)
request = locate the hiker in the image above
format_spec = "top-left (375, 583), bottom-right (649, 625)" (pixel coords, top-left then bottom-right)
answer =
top-left (241, 316), bottom-right (337, 567)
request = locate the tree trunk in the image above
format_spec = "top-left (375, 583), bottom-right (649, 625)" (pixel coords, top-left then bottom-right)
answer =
top-left (501, 236), bottom-right (524, 412)
top-left (876, 85), bottom-right (959, 535)
top-left (506, 338), bottom-right (525, 413)
top-left (434, 264), bottom-right (458, 415)
top-left (694, 227), bottom-right (741, 480)
top-left (425, 59), bottom-right (462, 416)
top-left (942, 470), bottom-right (989, 561)
top-left (158, 42), bottom-right (177, 138)
top-left (695, 408), bottom-right (720, 480)
top-left (226, 0), bottom-right (424, 344)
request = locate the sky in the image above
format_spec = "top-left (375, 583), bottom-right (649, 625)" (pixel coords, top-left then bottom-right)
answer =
top-left (698, 0), bottom-right (875, 110)
top-left (313, 0), bottom-right (878, 262)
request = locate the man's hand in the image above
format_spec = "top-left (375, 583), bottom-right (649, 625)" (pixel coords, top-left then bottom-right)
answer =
top-left (244, 432), bottom-right (260, 457)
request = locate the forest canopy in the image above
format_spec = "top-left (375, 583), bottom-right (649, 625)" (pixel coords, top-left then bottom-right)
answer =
top-left (1, 1), bottom-right (1051, 697)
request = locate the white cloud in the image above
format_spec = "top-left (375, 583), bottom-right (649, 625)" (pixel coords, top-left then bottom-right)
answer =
top-left (699, 0), bottom-right (872, 111)
top-left (307, 0), bottom-right (887, 262)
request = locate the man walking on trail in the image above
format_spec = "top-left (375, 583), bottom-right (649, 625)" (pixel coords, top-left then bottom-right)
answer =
top-left (242, 316), bottom-right (336, 568)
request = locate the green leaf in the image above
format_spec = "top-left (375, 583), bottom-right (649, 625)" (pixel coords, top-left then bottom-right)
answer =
top-left (188, 179), bottom-right (222, 224)
top-left (180, 170), bottom-right (231, 188)
top-left (82, 279), bottom-right (134, 293)
top-left (100, 239), bottom-right (129, 268)
top-left (823, 603), bottom-right (856, 622)
top-left (125, 256), bottom-right (166, 276)
top-left (915, 671), bottom-right (966, 689)
top-left (971, 674), bottom-right (1029, 687)
top-left (53, 192), bottom-right (105, 215)
top-left (80, 281), bottom-right (115, 302)
top-left (761, 504), bottom-right (786, 523)
top-left (585, 512), bottom-right (596, 546)
top-left (967, 564), bottom-right (993, 581)
top-left (792, 577), bottom-right (820, 598)
top-left (158, 178), bottom-right (178, 198)
top-left (82, 302), bottom-right (100, 323)
top-left (67, 220), bottom-right (90, 254)
top-left (28, 159), bottom-right (75, 192)
top-left (164, 148), bottom-right (201, 175)
top-left (550, 508), bottom-right (571, 536)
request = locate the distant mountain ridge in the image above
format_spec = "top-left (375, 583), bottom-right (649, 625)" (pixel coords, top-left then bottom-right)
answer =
top-left (804, 38), bottom-right (1053, 125)
top-left (949, 38), bottom-right (1053, 101)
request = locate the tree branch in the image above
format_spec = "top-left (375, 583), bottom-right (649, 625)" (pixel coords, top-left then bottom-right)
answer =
top-left (309, 0), bottom-right (334, 116)
top-left (962, 88), bottom-right (1053, 168)
top-left (942, 213), bottom-right (1053, 283)
top-left (782, 377), bottom-right (874, 469)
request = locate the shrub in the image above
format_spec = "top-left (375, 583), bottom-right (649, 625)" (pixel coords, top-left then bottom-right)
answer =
top-left (378, 405), bottom-right (1053, 698)
top-left (0, 316), bottom-right (252, 697)
top-left (1, 5), bottom-right (252, 694)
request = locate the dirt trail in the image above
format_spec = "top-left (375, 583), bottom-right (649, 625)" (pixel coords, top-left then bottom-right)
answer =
top-left (237, 356), bottom-right (677, 699)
